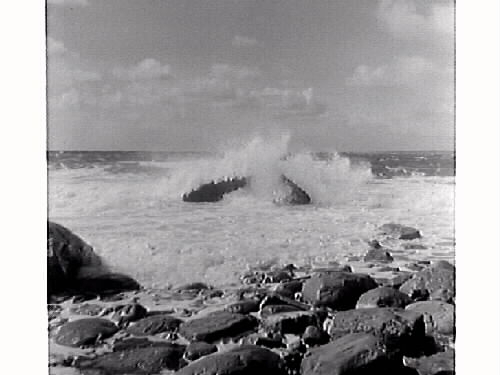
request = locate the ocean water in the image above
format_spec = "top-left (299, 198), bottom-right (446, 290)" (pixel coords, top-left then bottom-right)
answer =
top-left (48, 137), bottom-right (455, 288)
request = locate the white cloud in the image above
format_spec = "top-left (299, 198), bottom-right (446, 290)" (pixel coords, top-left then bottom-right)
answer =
top-left (347, 56), bottom-right (449, 87)
top-left (232, 35), bottom-right (258, 48)
top-left (112, 58), bottom-right (172, 81)
top-left (47, 0), bottom-right (89, 6)
top-left (377, 0), bottom-right (454, 40)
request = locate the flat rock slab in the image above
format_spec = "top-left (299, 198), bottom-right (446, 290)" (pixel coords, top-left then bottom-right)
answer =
top-left (399, 265), bottom-right (455, 301)
top-left (179, 311), bottom-right (257, 342)
top-left (356, 286), bottom-right (413, 309)
top-left (405, 301), bottom-right (455, 335)
top-left (54, 318), bottom-right (118, 347)
top-left (175, 345), bottom-right (287, 375)
top-left (301, 333), bottom-right (399, 375)
top-left (262, 311), bottom-right (318, 335)
top-left (126, 314), bottom-right (183, 336)
top-left (380, 223), bottom-right (422, 240)
top-left (185, 342), bottom-right (218, 361)
top-left (325, 308), bottom-right (426, 356)
top-left (302, 271), bottom-right (378, 310)
top-left (77, 344), bottom-right (186, 374)
top-left (404, 350), bottom-right (455, 375)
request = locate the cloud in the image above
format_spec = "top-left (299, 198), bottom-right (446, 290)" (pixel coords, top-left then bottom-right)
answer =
top-left (232, 35), bottom-right (258, 48)
top-left (377, 0), bottom-right (454, 40)
top-left (112, 59), bottom-right (172, 81)
top-left (346, 56), bottom-right (450, 87)
top-left (47, 0), bottom-right (89, 6)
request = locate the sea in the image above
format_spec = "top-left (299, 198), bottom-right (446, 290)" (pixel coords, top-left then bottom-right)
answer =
top-left (47, 137), bottom-right (455, 289)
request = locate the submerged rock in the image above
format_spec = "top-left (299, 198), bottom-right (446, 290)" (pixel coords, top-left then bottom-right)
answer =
top-left (179, 311), bottom-right (257, 342)
top-left (302, 271), bottom-right (378, 310)
top-left (380, 223), bottom-right (422, 240)
top-left (175, 345), bottom-right (287, 375)
top-left (54, 318), bottom-right (118, 347)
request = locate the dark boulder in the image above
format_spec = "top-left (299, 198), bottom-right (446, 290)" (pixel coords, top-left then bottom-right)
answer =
top-left (225, 300), bottom-right (260, 314)
top-left (380, 223), bottom-right (422, 240)
top-left (302, 271), bottom-right (378, 310)
top-left (302, 325), bottom-right (329, 346)
top-left (110, 303), bottom-right (148, 326)
top-left (280, 175), bottom-right (311, 205)
top-left (301, 333), bottom-right (408, 375)
top-left (274, 279), bottom-right (304, 298)
top-left (405, 301), bottom-right (455, 335)
top-left (54, 318), bottom-right (118, 347)
top-left (260, 304), bottom-right (302, 318)
top-left (399, 264), bottom-right (455, 301)
top-left (324, 308), bottom-right (427, 356)
top-left (74, 273), bottom-right (141, 295)
top-left (262, 311), bottom-right (318, 335)
top-left (182, 177), bottom-right (248, 202)
top-left (175, 345), bottom-right (287, 375)
top-left (356, 286), bottom-right (413, 309)
top-left (126, 314), bottom-right (183, 336)
top-left (179, 311), bottom-right (257, 342)
top-left (48, 221), bottom-right (105, 295)
top-left (77, 343), bottom-right (186, 374)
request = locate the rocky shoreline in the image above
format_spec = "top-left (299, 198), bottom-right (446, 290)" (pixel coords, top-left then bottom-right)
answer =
top-left (48, 222), bottom-right (455, 375)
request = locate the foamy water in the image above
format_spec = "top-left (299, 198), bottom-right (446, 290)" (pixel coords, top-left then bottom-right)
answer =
top-left (48, 138), bottom-right (454, 288)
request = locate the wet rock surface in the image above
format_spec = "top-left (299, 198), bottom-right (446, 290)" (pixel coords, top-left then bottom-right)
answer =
top-left (54, 318), bottom-right (118, 347)
top-left (179, 311), bottom-right (258, 342)
top-left (356, 286), bottom-right (413, 309)
top-left (302, 271), bottom-right (378, 309)
top-left (175, 345), bottom-right (287, 375)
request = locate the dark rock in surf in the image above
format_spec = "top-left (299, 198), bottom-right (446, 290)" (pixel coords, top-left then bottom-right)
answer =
top-left (364, 249), bottom-right (394, 263)
top-left (380, 223), bottom-right (421, 240)
top-left (77, 344), bottom-right (186, 374)
top-left (175, 345), bottom-right (287, 375)
top-left (302, 271), bottom-right (378, 310)
top-left (54, 318), bottom-right (118, 347)
top-left (356, 286), bottom-right (413, 309)
top-left (178, 311), bottom-right (258, 342)
top-left (280, 175), bottom-right (311, 205)
top-left (182, 177), bottom-right (248, 202)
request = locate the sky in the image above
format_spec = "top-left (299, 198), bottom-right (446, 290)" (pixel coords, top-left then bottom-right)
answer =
top-left (47, 0), bottom-right (455, 152)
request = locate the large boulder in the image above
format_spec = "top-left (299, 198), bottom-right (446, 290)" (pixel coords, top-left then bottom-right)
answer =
top-left (262, 311), bottom-right (318, 335)
top-left (302, 271), bottom-right (378, 310)
top-left (405, 301), bottom-right (455, 335)
top-left (356, 286), bottom-right (413, 309)
top-left (47, 221), bottom-right (105, 294)
top-left (399, 264), bottom-right (455, 301)
top-left (175, 345), bottom-right (287, 375)
top-left (47, 222), bottom-right (141, 297)
top-left (179, 311), bottom-right (258, 342)
top-left (301, 333), bottom-right (407, 375)
top-left (324, 308), bottom-right (426, 356)
top-left (54, 318), bottom-right (118, 347)
top-left (76, 343), bottom-right (186, 374)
